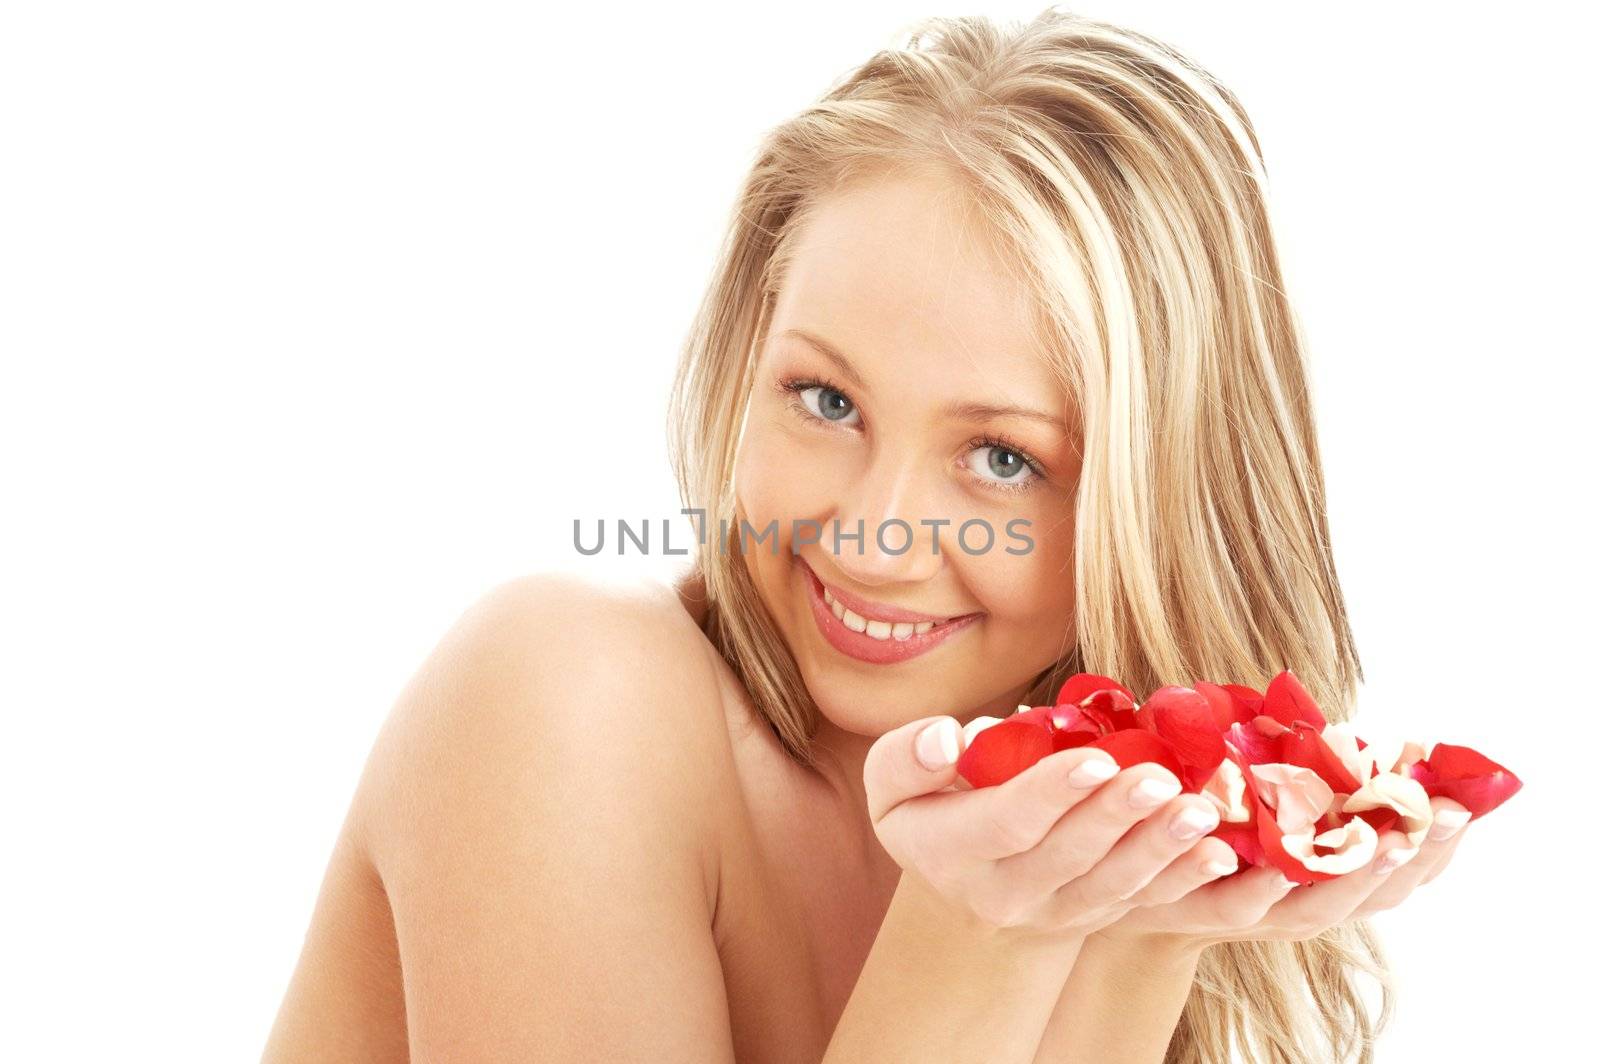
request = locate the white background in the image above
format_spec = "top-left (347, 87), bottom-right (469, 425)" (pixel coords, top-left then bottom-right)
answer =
top-left (2, 2), bottom-right (1593, 1060)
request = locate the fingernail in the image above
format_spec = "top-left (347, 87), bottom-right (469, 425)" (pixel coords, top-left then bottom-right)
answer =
top-left (1067, 757), bottom-right (1118, 788)
top-left (1427, 808), bottom-right (1471, 842)
top-left (1202, 856), bottom-right (1238, 876)
top-left (1374, 847), bottom-right (1419, 875)
top-left (1130, 775), bottom-right (1182, 808)
top-left (1272, 872), bottom-right (1296, 891)
top-left (1169, 805), bottom-right (1220, 840)
top-left (914, 718), bottom-right (960, 770)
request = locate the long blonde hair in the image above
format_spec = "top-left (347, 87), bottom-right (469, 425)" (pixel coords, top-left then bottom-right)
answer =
top-left (667, 8), bottom-right (1390, 1061)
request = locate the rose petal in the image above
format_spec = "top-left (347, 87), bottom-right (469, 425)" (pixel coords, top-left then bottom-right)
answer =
top-left (1046, 702), bottom-right (1113, 740)
top-left (1280, 816), bottom-right (1379, 876)
top-left (1225, 717), bottom-right (1288, 766)
top-left (1011, 705), bottom-right (1055, 729)
top-left (1213, 817), bottom-right (1265, 867)
top-left (1260, 669), bottom-right (1327, 730)
top-left (1395, 740), bottom-right (1428, 774)
top-left (1250, 763), bottom-right (1336, 833)
top-left (1195, 681), bottom-right (1253, 730)
top-left (1079, 688), bottom-right (1140, 733)
top-left (1200, 757), bottom-right (1251, 823)
top-left (1343, 770), bottom-right (1435, 847)
top-left (1055, 672), bottom-right (1136, 707)
top-left (1409, 742), bottom-right (1523, 817)
top-left (1086, 729), bottom-right (1187, 782)
top-left (1222, 683), bottom-right (1265, 714)
top-left (955, 716), bottom-right (1053, 788)
top-left (1252, 790), bottom-right (1338, 884)
top-left (1139, 686), bottom-right (1227, 791)
top-left (1275, 722), bottom-right (1362, 794)
top-left (1321, 722), bottom-right (1364, 780)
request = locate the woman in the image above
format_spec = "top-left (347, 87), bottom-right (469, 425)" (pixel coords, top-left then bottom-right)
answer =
top-left (262, 10), bottom-right (1474, 1062)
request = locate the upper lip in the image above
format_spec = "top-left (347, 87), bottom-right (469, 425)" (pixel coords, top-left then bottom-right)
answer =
top-left (798, 555), bottom-right (978, 625)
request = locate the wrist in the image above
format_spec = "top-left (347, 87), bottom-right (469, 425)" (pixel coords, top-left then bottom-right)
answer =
top-left (897, 869), bottom-right (1089, 961)
top-left (1089, 927), bottom-right (1209, 970)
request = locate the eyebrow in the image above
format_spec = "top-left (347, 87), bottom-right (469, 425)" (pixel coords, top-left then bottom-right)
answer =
top-left (775, 328), bottom-right (1069, 431)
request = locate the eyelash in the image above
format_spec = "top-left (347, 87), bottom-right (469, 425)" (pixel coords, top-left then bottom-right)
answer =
top-left (774, 374), bottom-right (1049, 495)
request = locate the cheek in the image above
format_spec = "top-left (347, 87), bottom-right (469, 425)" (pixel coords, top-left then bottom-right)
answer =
top-left (734, 414), bottom-right (838, 528)
top-left (963, 510), bottom-right (1077, 639)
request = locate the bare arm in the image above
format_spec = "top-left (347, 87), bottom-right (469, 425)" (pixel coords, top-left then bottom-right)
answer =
top-left (826, 869), bottom-right (1087, 1064)
top-left (352, 574), bottom-right (739, 1062)
top-left (1031, 932), bottom-right (1204, 1064)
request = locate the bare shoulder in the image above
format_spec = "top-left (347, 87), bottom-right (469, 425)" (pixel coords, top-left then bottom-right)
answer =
top-left (353, 568), bottom-right (734, 885)
top-left (347, 569), bottom-right (741, 1060)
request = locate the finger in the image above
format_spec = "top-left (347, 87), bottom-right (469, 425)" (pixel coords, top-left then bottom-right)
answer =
top-left (1355, 797), bottom-right (1470, 914)
top-left (865, 715), bottom-right (967, 824)
top-left (1127, 836), bottom-right (1241, 907)
top-left (992, 762), bottom-right (1185, 883)
top-left (1261, 829), bottom-right (1415, 937)
top-left (1115, 863), bottom-right (1297, 936)
top-left (1418, 796), bottom-right (1473, 886)
top-left (1045, 794), bottom-right (1222, 914)
top-left (947, 746), bottom-right (1123, 860)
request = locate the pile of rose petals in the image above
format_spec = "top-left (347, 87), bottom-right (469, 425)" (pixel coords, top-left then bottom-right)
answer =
top-left (954, 671), bottom-right (1522, 884)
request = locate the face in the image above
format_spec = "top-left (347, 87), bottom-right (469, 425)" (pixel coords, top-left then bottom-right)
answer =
top-left (732, 166), bottom-right (1082, 743)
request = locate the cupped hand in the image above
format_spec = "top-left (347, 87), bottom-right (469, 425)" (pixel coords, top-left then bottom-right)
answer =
top-left (1092, 795), bottom-right (1474, 950)
top-left (864, 714), bottom-right (1247, 940)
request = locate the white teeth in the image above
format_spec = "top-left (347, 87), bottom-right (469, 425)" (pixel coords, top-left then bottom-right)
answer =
top-left (821, 582), bottom-right (943, 637)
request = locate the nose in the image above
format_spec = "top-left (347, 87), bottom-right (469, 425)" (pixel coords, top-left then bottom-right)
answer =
top-left (826, 451), bottom-right (944, 587)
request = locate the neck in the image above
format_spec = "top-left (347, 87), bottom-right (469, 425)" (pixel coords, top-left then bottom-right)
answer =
top-left (806, 678), bottom-right (1035, 892)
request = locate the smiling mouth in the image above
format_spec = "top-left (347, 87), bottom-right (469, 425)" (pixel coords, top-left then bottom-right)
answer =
top-left (796, 555), bottom-right (980, 640)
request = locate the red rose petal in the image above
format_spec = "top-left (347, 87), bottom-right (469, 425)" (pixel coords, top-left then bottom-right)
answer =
top-left (1213, 818), bottom-right (1265, 867)
top-left (1275, 722), bottom-right (1362, 794)
top-left (1221, 683), bottom-right (1265, 717)
top-left (1139, 686), bottom-right (1227, 791)
top-left (1055, 672), bottom-right (1136, 707)
top-left (1350, 805), bottom-right (1400, 835)
top-left (1012, 705), bottom-right (1055, 729)
top-left (1260, 670), bottom-right (1327, 731)
top-left (954, 717), bottom-right (1054, 789)
top-left (1254, 791), bottom-right (1340, 884)
top-left (1409, 742), bottom-right (1523, 817)
top-left (1087, 729), bottom-right (1187, 785)
top-left (1081, 688), bottom-right (1140, 733)
top-left (1210, 748), bottom-right (1266, 869)
top-left (1226, 719), bottom-right (1281, 766)
top-left (1195, 681), bottom-right (1252, 730)
top-left (1045, 703), bottom-right (1108, 741)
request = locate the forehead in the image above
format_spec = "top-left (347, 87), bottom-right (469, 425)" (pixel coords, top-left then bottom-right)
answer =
top-left (767, 168), bottom-right (1062, 403)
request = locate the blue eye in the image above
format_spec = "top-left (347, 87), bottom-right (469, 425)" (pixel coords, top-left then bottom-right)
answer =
top-left (774, 374), bottom-right (1048, 496)
top-left (964, 439), bottom-right (1043, 492)
top-left (792, 382), bottom-right (860, 426)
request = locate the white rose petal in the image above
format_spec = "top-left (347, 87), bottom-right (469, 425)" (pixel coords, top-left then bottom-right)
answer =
top-left (1201, 758), bottom-right (1251, 823)
top-left (1281, 815), bottom-right (1379, 875)
top-left (1343, 770), bottom-right (1435, 847)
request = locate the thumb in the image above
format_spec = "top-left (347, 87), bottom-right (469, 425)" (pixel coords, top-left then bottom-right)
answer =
top-left (864, 715), bottom-right (964, 824)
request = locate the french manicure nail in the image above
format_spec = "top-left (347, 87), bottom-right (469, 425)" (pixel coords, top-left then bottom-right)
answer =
top-left (1169, 805), bottom-right (1220, 840)
top-left (914, 718), bottom-right (960, 770)
top-left (1202, 857), bottom-right (1238, 876)
top-left (1428, 808), bottom-right (1471, 842)
top-left (1067, 757), bottom-right (1119, 788)
top-left (1374, 847), bottom-right (1419, 875)
top-left (1129, 776), bottom-right (1182, 808)
top-left (1272, 872), bottom-right (1296, 891)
